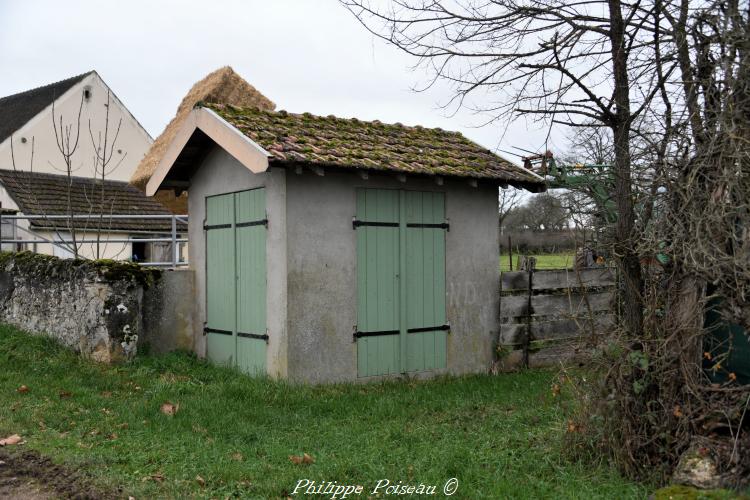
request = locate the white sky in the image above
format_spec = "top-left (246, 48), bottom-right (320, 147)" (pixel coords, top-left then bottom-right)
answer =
top-left (0, 0), bottom-right (564, 168)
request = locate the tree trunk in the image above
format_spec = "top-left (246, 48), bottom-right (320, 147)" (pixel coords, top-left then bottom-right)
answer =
top-left (608, 0), bottom-right (643, 336)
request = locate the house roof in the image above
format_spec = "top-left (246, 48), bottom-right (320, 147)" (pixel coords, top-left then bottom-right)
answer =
top-left (0, 71), bottom-right (93, 145)
top-left (205, 103), bottom-right (543, 188)
top-left (0, 169), bottom-right (183, 233)
top-left (130, 66), bottom-right (275, 192)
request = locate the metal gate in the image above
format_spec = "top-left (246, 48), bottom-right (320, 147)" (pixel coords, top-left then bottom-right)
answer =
top-left (354, 188), bottom-right (448, 377)
top-left (205, 188), bottom-right (268, 375)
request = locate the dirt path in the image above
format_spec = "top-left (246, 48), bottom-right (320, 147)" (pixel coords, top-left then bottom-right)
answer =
top-left (0, 449), bottom-right (114, 499)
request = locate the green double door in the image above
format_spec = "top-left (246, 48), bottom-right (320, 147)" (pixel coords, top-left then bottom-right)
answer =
top-left (355, 188), bottom-right (448, 377)
top-left (205, 188), bottom-right (267, 375)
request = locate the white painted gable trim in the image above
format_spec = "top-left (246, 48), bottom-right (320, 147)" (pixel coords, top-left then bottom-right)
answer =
top-left (146, 107), bottom-right (269, 196)
top-left (88, 72), bottom-right (154, 144)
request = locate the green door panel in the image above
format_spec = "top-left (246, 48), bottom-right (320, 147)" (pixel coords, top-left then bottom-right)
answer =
top-left (235, 189), bottom-right (267, 375)
top-left (237, 335), bottom-right (266, 375)
top-left (207, 332), bottom-right (235, 368)
top-left (356, 189), bottom-right (448, 377)
top-left (407, 330), bottom-right (448, 372)
top-left (356, 188), bottom-right (401, 377)
top-left (405, 191), bottom-right (447, 372)
top-left (357, 335), bottom-right (401, 377)
top-left (206, 193), bottom-right (236, 366)
top-left (205, 188), bottom-right (267, 375)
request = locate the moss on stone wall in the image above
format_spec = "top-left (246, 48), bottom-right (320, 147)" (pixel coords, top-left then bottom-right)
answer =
top-left (0, 252), bottom-right (161, 288)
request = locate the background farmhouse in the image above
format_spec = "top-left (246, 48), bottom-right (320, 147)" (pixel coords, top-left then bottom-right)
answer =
top-left (0, 71), bottom-right (184, 261)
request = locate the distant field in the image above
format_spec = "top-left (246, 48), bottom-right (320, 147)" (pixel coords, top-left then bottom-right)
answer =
top-left (500, 253), bottom-right (574, 272)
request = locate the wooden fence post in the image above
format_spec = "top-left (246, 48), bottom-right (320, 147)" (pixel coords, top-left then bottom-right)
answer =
top-left (522, 257), bottom-right (536, 368)
top-left (508, 235), bottom-right (513, 271)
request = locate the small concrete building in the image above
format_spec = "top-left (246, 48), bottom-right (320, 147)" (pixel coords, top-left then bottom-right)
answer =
top-left (147, 102), bottom-right (544, 383)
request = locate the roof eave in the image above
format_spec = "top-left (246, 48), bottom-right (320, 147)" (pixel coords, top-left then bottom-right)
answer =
top-left (269, 158), bottom-right (547, 191)
top-left (145, 107), bottom-right (270, 196)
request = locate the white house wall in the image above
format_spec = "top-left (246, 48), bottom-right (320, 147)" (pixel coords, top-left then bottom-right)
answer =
top-left (0, 72), bottom-right (152, 182)
top-left (31, 230), bottom-right (132, 260)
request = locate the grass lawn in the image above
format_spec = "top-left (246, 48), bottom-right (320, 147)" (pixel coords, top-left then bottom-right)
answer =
top-left (500, 253), bottom-right (574, 272)
top-left (0, 324), bottom-right (647, 499)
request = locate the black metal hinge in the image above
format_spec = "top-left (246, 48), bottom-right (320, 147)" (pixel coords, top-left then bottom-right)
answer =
top-left (407, 324), bottom-right (451, 334)
top-left (204, 327), bottom-right (270, 343)
top-left (238, 331), bottom-right (270, 343)
top-left (352, 324), bottom-right (451, 341)
top-left (236, 219), bottom-right (269, 228)
top-left (204, 219), bottom-right (268, 230)
top-left (204, 326), bottom-right (232, 336)
top-left (407, 223), bottom-right (450, 231)
top-left (353, 329), bottom-right (399, 341)
top-left (203, 223), bottom-right (231, 231)
top-left (352, 219), bottom-right (399, 230)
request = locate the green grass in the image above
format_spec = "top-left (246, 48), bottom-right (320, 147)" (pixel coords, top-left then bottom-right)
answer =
top-left (0, 324), bottom-right (646, 499)
top-left (500, 253), bottom-right (574, 272)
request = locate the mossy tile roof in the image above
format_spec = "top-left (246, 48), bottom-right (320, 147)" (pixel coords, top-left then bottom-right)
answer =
top-left (205, 103), bottom-right (542, 186)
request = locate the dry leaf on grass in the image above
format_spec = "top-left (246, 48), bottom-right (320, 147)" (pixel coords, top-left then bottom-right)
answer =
top-left (289, 453), bottom-right (315, 465)
top-left (0, 434), bottom-right (24, 446)
top-left (16, 385), bottom-right (29, 394)
top-left (160, 402), bottom-right (179, 416)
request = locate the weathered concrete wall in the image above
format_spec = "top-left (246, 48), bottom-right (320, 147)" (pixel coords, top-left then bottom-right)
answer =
top-left (285, 170), bottom-right (499, 383)
top-left (188, 146), bottom-right (288, 378)
top-left (0, 253), bottom-right (158, 362)
top-left (142, 269), bottom-right (196, 354)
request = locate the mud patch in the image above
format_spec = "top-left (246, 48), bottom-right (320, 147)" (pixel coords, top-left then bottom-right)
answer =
top-left (0, 449), bottom-right (116, 499)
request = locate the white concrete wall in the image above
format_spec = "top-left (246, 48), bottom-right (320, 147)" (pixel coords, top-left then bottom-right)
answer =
top-left (284, 170), bottom-right (500, 383)
top-left (0, 72), bottom-right (152, 182)
top-left (185, 145), bottom-right (500, 383)
top-left (187, 146), bottom-right (288, 378)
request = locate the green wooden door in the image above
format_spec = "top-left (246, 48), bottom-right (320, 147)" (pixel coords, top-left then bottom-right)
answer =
top-left (205, 188), bottom-right (267, 375)
top-left (405, 191), bottom-right (448, 372)
top-left (355, 188), bottom-right (448, 377)
top-left (206, 193), bottom-right (236, 367)
top-left (356, 189), bottom-right (401, 377)
top-left (235, 189), bottom-right (267, 375)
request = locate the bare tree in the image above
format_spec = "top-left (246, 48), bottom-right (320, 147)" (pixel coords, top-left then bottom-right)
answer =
top-left (51, 92), bottom-right (85, 257)
top-left (342, 0), bottom-right (750, 481)
top-left (9, 88), bottom-right (127, 259)
top-left (88, 90), bottom-right (125, 259)
top-left (498, 187), bottom-right (521, 234)
top-left (340, 0), bottom-right (659, 335)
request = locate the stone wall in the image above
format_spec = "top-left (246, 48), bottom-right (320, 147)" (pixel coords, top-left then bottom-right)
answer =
top-left (142, 269), bottom-right (195, 354)
top-left (0, 252), bottom-right (194, 362)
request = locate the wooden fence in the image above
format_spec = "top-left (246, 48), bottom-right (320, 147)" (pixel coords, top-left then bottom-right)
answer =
top-left (495, 267), bottom-right (617, 370)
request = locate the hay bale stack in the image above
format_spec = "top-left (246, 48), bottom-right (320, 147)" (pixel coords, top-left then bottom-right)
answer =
top-left (130, 66), bottom-right (275, 207)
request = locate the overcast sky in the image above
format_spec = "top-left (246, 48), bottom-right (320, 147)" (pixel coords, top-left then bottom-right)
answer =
top-left (0, 0), bottom-right (564, 165)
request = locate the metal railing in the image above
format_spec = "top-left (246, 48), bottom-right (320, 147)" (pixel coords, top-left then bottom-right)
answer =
top-left (0, 214), bottom-right (189, 267)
